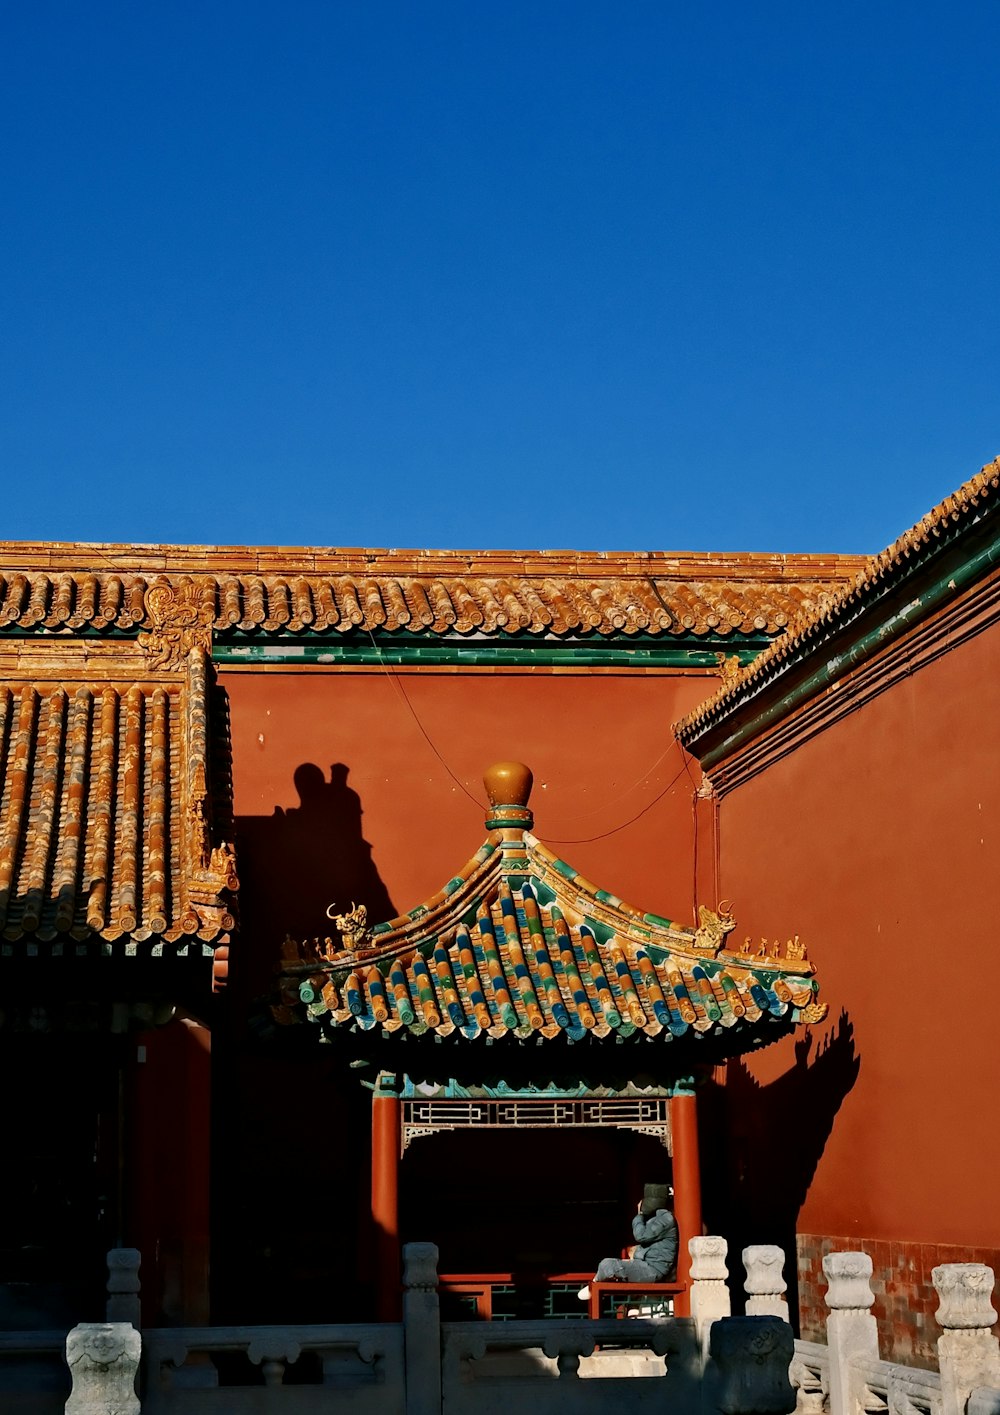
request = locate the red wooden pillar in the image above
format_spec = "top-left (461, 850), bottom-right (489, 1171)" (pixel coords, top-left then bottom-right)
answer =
top-left (128, 1016), bottom-right (211, 1326)
top-left (670, 1083), bottom-right (702, 1317)
top-left (371, 1072), bottom-right (402, 1322)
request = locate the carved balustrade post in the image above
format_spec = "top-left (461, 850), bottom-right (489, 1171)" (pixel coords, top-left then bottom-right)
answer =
top-left (542, 1330), bottom-right (596, 1379)
top-left (744, 1247), bottom-right (789, 1323)
top-left (247, 1334), bottom-right (301, 1388)
top-left (933, 1263), bottom-right (1000, 1415)
top-left (403, 1242), bottom-right (441, 1415)
top-left (65, 1323), bottom-right (141, 1415)
top-left (106, 1248), bottom-right (141, 1328)
top-left (705, 1316), bottom-right (796, 1415)
top-left (691, 1236), bottom-right (732, 1361)
top-left (823, 1252), bottom-right (879, 1415)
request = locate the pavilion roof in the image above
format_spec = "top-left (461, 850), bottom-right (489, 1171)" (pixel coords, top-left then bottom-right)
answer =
top-left (0, 545), bottom-right (864, 641)
top-left (0, 639), bottom-right (237, 957)
top-left (276, 764), bottom-right (825, 1056)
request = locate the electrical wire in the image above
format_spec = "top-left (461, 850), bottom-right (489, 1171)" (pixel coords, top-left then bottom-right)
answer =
top-left (365, 630), bottom-right (484, 809)
top-left (364, 627), bottom-right (699, 843)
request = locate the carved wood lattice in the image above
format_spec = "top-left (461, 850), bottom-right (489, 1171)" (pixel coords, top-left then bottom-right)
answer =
top-left (401, 1096), bottom-right (671, 1152)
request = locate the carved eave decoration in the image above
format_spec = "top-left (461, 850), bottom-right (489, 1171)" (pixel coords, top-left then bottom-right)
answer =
top-left (138, 578), bottom-right (215, 672)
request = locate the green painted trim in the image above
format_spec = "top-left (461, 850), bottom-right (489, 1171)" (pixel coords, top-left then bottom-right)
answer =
top-left (0, 620), bottom-right (774, 669)
top-left (213, 634), bottom-right (770, 669)
top-left (697, 518), bottom-right (1000, 769)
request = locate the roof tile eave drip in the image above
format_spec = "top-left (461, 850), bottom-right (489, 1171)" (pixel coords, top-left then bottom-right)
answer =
top-left (0, 566), bottom-right (865, 642)
top-left (676, 457), bottom-right (1000, 743)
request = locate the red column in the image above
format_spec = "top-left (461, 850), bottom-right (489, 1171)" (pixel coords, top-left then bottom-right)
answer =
top-left (128, 1016), bottom-right (211, 1326)
top-left (670, 1086), bottom-right (702, 1317)
top-left (371, 1073), bottom-right (402, 1322)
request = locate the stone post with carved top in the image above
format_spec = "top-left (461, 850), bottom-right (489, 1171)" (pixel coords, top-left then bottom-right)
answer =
top-left (934, 1263), bottom-right (1000, 1415)
top-left (691, 1236), bottom-right (732, 1359)
top-left (106, 1248), bottom-right (141, 1328)
top-left (744, 1246), bottom-right (789, 1323)
top-left (823, 1252), bottom-right (879, 1415)
top-left (705, 1316), bottom-right (796, 1415)
top-left (65, 1323), bottom-right (141, 1414)
top-left (403, 1242), bottom-right (441, 1415)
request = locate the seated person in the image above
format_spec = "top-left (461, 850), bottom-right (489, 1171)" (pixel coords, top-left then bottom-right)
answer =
top-left (578, 1183), bottom-right (678, 1299)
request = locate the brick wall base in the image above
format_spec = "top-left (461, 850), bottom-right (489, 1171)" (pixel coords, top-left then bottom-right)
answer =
top-left (797, 1234), bottom-right (1000, 1369)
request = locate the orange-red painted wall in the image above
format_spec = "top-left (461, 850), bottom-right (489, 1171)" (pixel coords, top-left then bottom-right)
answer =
top-left (223, 668), bottom-right (717, 947)
top-left (714, 616), bottom-right (1000, 1252)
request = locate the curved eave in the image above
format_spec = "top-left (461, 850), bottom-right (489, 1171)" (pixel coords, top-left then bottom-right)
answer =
top-left (278, 842), bottom-right (824, 1050)
top-left (342, 834), bottom-right (504, 966)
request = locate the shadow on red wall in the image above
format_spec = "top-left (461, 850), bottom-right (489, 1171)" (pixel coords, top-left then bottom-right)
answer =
top-left (700, 1011), bottom-right (860, 1322)
top-left (231, 761), bottom-right (398, 1002)
top-left (211, 763), bottom-right (397, 1324)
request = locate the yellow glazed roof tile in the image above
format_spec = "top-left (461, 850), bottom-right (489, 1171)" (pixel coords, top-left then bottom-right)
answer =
top-left (677, 458), bottom-right (1000, 741)
top-left (0, 648), bottom-right (236, 951)
top-left (0, 546), bottom-right (865, 641)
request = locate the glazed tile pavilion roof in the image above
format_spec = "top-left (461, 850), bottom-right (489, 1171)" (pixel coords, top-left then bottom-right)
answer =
top-left (277, 763), bottom-right (825, 1054)
top-left (0, 643), bottom-right (236, 953)
top-left (0, 545), bottom-right (864, 641)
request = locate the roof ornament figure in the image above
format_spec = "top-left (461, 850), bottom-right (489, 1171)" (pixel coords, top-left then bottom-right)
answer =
top-left (327, 900), bottom-right (372, 951)
top-left (693, 903), bottom-right (736, 953)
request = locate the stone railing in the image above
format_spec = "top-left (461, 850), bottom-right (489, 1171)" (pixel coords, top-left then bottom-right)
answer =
top-left (0, 1329), bottom-right (70, 1412)
top-left (142, 1322), bottom-right (402, 1415)
top-left (21, 1238), bottom-right (795, 1415)
top-left (787, 1250), bottom-right (1000, 1415)
top-left (0, 1250), bottom-right (144, 1414)
top-left (7, 1239), bottom-right (997, 1415)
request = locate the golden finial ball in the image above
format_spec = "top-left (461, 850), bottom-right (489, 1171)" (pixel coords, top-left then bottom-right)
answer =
top-left (483, 761), bottom-right (533, 808)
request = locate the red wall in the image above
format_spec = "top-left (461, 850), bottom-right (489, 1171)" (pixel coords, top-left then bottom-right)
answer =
top-left (223, 668), bottom-right (716, 937)
top-left (715, 616), bottom-right (1000, 1252)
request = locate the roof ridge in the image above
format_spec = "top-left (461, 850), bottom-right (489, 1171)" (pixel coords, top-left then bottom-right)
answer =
top-left (0, 563), bottom-right (866, 641)
top-left (0, 542), bottom-right (866, 579)
top-left (677, 456), bottom-right (1000, 741)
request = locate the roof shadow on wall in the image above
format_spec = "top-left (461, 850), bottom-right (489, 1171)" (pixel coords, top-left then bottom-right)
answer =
top-left (232, 762), bottom-right (398, 1004)
top-left (700, 1009), bottom-right (860, 1309)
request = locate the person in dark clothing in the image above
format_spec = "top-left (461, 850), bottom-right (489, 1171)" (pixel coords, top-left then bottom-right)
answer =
top-left (578, 1184), bottom-right (678, 1298)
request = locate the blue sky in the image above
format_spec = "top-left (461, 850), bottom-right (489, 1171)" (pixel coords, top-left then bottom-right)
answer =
top-left (2, 2), bottom-right (998, 553)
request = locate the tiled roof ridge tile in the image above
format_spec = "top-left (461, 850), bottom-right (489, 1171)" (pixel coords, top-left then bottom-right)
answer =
top-left (0, 541), bottom-right (864, 581)
top-left (677, 457), bottom-right (1000, 741)
top-left (0, 566), bottom-right (866, 641)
